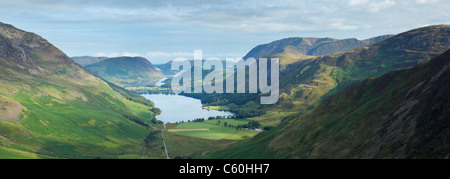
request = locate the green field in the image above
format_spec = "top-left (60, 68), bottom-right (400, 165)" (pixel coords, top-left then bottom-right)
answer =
top-left (169, 119), bottom-right (261, 141)
top-left (202, 106), bottom-right (230, 111)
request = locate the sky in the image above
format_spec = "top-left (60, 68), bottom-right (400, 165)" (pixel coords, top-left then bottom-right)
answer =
top-left (0, 0), bottom-right (449, 64)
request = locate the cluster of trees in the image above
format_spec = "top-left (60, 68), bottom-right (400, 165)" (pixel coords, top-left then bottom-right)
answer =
top-left (207, 115), bottom-right (235, 120)
top-left (216, 120), bottom-right (261, 130)
top-left (150, 107), bottom-right (162, 115)
top-left (182, 93), bottom-right (259, 106)
top-left (106, 81), bottom-right (156, 108)
top-left (144, 130), bottom-right (162, 148)
top-left (234, 110), bottom-right (266, 119)
top-left (126, 86), bottom-right (174, 95)
top-left (191, 118), bottom-right (205, 122)
top-left (178, 115), bottom-right (234, 123)
top-left (122, 115), bottom-right (150, 128)
top-left (140, 91), bottom-right (174, 95)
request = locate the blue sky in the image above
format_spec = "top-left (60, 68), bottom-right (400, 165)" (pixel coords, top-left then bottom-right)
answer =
top-left (1, 0), bottom-right (449, 64)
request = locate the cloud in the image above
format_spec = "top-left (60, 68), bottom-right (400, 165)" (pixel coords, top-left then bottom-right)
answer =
top-left (330, 19), bottom-right (359, 30)
top-left (348, 0), bottom-right (370, 6)
top-left (3, 0), bottom-right (450, 64)
top-left (416, 0), bottom-right (440, 4)
top-left (145, 51), bottom-right (194, 59)
top-left (348, 0), bottom-right (396, 12)
top-left (368, 0), bottom-right (396, 12)
top-left (95, 52), bottom-right (140, 57)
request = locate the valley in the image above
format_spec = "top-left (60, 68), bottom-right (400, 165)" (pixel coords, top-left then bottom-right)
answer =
top-left (0, 21), bottom-right (449, 159)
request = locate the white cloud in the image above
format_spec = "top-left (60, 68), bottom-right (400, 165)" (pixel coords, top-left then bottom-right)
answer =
top-left (348, 0), bottom-right (396, 12)
top-left (145, 51), bottom-right (194, 59)
top-left (368, 0), bottom-right (396, 12)
top-left (330, 20), bottom-right (359, 30)
top-left (348, 0), bottom-right (370, 6)
top-left (95, 52), bottom-right (141, 58)
top-left (416, 0), bottom-right (440, 4)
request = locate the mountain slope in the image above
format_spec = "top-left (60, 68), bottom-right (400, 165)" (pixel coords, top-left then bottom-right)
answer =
top-left (243, 35), bottom-right (394, 61)
top-left (0, 22), bottom-right (164, 158)
top-left (85, 57), bottom-right (165, 87)
top-left (71, 56), bottom-right (107, 66)
top-left (271, 49), bottom-right (450, 159)
top-left (209, 47), bottom-right (450, 159)
top-left (191, 26), bottom-right (447, 115)
top-left (278, 25), bottom-right (450, 109)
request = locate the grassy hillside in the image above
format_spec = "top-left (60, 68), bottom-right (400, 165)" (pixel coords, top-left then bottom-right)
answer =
top-left (85, 56), bottom-right (165, 87)
top-left (279, 25), bottom-right (450, 110)
top-left (0, 22), bottom-right (164, 159)
top-left (71, 56), bottom-right (107, 66)
top-left (208, 48), bottom-right (450, 159)
top-left (271, 49), bottom-right (450, 158)
top-left (205, 25), bottom-right (450, 159)
top-left (182, 26), bottom-right (449, 128)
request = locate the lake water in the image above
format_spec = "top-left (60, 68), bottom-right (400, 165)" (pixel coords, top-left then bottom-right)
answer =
top-left (142, 94), bottom-right (233, 123)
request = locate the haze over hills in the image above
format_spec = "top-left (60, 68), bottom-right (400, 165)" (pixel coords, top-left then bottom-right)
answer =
top-left (71, 56), bottom-right (107, 66)
top-left (84, 57), bottom-right (165, 87)
top-left (0, 22), bottom-right (164, 158)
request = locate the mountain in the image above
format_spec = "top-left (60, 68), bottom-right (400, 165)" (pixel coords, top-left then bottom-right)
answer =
top-left (85, 57), bottom-right (165, 87)
top-left (71, 56), bottom-right (107, 66)
top-left (192, 26), bottom-right (447, 114)
top-left (278, 25), bottom-right (450, 110)
top-left (270, 49), bottom-right (450, 158)
top-left (243, 35), bottom-right (394, 61)
top-left (0, 22), bottom-right (164, 158)
top-left (208, 26), bottom-right (450, 159)
top-left (154, 61), bottom-right (180, 76)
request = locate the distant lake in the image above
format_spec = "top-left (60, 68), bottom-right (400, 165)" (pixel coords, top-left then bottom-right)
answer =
top-left (142, 94), bottom-right (233, 123)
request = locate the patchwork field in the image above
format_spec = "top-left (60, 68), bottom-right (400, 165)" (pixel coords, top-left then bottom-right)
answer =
top-left (167, 119), bottom-right (261, 141)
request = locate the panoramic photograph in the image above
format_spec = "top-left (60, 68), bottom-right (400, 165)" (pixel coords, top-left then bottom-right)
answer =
top-left (0, 0), bottom-right (449, 167)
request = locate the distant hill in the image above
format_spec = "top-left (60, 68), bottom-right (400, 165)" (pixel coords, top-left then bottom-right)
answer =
top-left (154, 61), bottom-right (179, 76)
top-left (0, 22), bottom-right (163, 158)
top-left (85, 56), bottom-right (165, 87)
top-left (71, 56), bottom-right (107, 66)
top-left (243, 35), bottom-right (394, 61)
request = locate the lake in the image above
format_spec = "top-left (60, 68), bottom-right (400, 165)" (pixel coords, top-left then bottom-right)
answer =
top-left (142, 94), bottom-right (233, 123)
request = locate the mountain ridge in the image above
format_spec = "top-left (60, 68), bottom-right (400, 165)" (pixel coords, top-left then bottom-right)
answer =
top-left (85, 56), bottom-right (165, 87)
top-left (243, 35), bottom-right (395, 61)
top-left (0, 22), bottom-right (164, 158)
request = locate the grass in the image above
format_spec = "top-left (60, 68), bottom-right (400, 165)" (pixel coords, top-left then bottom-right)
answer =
top-left (170, 119), bottom-right (260, 141)
top-left (202, 106), bottom-right (230, 111)
top-left (164, 127), bottom-right (235, 158)
top-left (0, 68), bottom-right (165, 159)
top-left (246, 110), bottom-right (297, 127)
